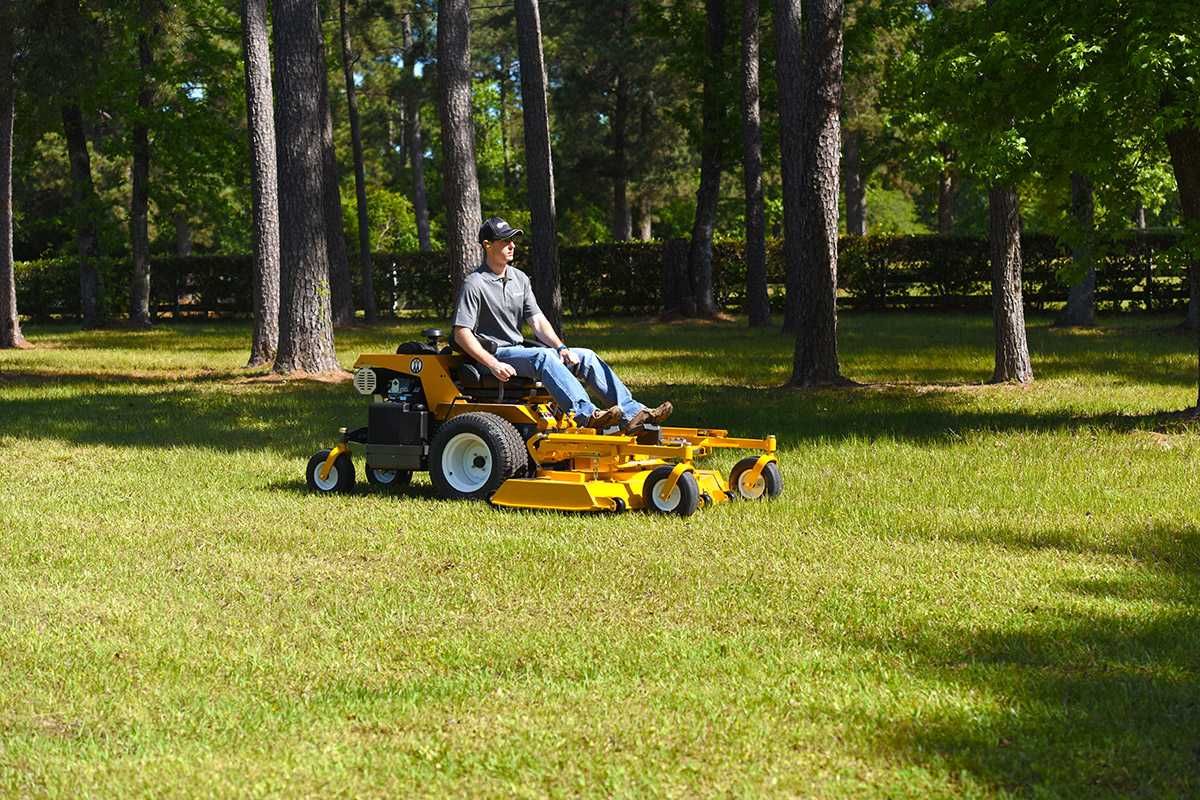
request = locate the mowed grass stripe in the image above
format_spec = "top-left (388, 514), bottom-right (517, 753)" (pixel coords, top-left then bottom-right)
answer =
top-left (0, 313), bottom-right (1197, 797)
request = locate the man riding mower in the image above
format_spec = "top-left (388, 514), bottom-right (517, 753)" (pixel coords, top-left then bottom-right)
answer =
top-left (304, 217), bottom-right (782, 517)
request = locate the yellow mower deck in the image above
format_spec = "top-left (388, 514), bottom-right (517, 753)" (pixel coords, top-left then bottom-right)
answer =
top-left (306, 337), bottom-right (781, 516)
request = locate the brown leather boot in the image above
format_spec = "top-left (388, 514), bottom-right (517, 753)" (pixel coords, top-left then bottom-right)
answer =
top-left (583, 405), bottom-right (623, 431)
top-left (623, 401), bottom-right (673, 432)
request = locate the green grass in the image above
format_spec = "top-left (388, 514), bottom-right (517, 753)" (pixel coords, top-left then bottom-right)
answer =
top-left (1, 313), bottom-right (1198, 798)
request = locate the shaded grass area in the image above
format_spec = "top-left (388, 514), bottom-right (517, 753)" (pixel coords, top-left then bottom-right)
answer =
top-left (1, 313), bottom-right (1198, 797)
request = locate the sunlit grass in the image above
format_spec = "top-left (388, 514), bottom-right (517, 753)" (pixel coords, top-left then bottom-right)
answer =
top-left (0, 313), bottom-right (1197, 797)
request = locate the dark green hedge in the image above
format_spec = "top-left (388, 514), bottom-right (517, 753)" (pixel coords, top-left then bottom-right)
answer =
top-left (13, 232), bottom-right (1190, 320)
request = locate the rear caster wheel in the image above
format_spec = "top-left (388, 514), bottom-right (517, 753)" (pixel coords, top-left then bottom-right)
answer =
top-left (306, 449), bottom-right (355, 494)
top-left (729, 457), bottom-right (783, 501)
top-left (643, 466), bottom-right (700, 517)
top-left (366, 467), bottom-right (413, 490)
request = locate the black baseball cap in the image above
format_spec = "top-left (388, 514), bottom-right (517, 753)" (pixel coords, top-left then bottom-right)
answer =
top-left (479, 216), bottom-right (524, 243)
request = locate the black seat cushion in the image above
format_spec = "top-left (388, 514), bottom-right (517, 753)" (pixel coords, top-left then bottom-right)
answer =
top-left (455, 363), bottom-right (538, 390)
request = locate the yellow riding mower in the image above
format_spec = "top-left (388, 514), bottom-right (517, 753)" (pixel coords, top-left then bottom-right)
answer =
top-left (305, 330), bottom-right (781, 516)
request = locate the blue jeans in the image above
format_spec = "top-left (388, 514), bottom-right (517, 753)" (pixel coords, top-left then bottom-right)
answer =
top-left (494, 345), bottom-right (645, 424)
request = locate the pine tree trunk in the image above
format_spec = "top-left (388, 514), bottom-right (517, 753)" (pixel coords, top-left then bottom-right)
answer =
top-left (129, 11), bottom-right (155, 328)
top-left (1164, 123), bottom-right (1200, 407)
top-left (636, 194), bottom-right (653, 241)
top-left (242, 0), bottom-right (279, 366)
top-left (61, 103), bottom-right (103, 329)
top-left (339, 0), bottom-right (376, 323)
top-left (320, 64), bottom-right (354, 327)
top-left (687, 0), bottom-right (726, 319)
top-left (174, 210), bottom-right (193, 255)
top-left (1056, 172), bottom-right (1095, 328)
top-left (515, 0), bottom-right (563, 335)
top-left (789, 0), bottom-right (845, 386)
top-left (498, 50), bottom-right (513, 191)
top-left (437, 0), bottom-right (483, 298)
top-left (774, 0), bottom-right (802, 333)
top-left (401, 14), bottom-right (432, 253)
top-left (987, 185), bottom-right (1033, 383)
top-left (937, 147), bottom-right (955, 235)
top-left (611, 68), bottom-right (631, 240)
top-left (741, 0), bottom-right (769, 328)
top-left (272, 0), bottom-right (339, 374)
top-left (843, 128), bottom-right (866, 236)
top-left (0, 24), bottom-right (26, 350)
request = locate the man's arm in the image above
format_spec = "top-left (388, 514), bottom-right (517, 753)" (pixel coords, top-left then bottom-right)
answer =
top-left (453, 326), bottom-right (516, 381)
top-left (529, 313), bottom-right (578, 366)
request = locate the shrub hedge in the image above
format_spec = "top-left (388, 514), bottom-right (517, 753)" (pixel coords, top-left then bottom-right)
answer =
top-left (13, 232), bottom-right (1190, 321)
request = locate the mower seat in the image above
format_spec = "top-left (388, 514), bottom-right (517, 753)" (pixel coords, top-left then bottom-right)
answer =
top-left (454, 364), bottom-right (545, 405)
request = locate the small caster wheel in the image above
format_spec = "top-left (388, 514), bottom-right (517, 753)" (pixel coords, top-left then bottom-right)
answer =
top-left (729, 458), bottom-right (783, 501)
top-left (306, 449), bottom-right (355, 494)
top-left (643, 466), bottom-right (700, 517)
top-left (366, 467), bottom-right (413, 490)
top-left (611, 497), bottom-right (626, 512)
top-left (700, 492), bottom-right (713, 508)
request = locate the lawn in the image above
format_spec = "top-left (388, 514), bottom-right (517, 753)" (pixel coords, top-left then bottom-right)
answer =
top-left (1, 313), bottom-right (1198, 798)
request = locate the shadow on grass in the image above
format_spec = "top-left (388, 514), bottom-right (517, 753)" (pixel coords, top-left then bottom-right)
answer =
top-left (860, 523), bottom-right (1200, 797)
top-left (0, 371), bottom-right (1189, 457)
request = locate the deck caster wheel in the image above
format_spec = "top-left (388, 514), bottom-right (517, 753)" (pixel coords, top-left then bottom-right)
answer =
top-left (306, 449), bottom-right (355, 494)
top-left (611, 497), bottom-right (626, 513)
top-left (366, 467), bottom-right (413, 490)
top-left (729, 457), bottom-right (783, 501)
top-left (643, 466), bottom-right (700, 517)
top-left (700, 492), bottom-right (713, 508)
top-left (429, 412), bottom-right (525, 500)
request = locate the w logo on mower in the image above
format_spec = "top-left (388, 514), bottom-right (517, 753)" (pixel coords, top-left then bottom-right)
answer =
top-left (409, 358), bottom-right (423, 374)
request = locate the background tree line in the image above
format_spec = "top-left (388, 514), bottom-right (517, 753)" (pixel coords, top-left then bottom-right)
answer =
top-left (0, 0), bottom-right (1196, 401)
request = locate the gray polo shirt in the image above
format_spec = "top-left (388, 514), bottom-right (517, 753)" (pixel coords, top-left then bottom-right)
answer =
top-left (452, 264), bottom-right (544, 349)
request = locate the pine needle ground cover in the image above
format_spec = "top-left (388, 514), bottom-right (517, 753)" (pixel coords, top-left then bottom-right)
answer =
top-left (1, 314), bottom-right (1197, 798)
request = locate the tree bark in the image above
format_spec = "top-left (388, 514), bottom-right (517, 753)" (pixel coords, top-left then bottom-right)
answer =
top-left (339, 0), bottom-right (376, 323)
top-left (242, 0), bottom-right (280, 366)
top-left (937, 145), bottom-right (955, 235)
top-left (611, 72), bottom-right (631, 239)
top-left (775, 0), bottom-right (802, 333)
top-left (272, 0), bottom-right (339, 374)
top-left (1164, 123), bottom-right (1200, 406)
top-left (843, 128), bottom-right (866, 236)
top-left (174, 210), bottom-right (193, 255)
top-left (402, 14), bottom-right (432, 253)
top-left (636, 194), bottom-right (652, 241)
top-left (1055, 172), bottom-right (1095, 328)
top-left (438, 0), bottom-right (483, 297)
top-left (129, 5), bottom-right (157, 328)
top-left (320, 62), bottom-right (354, 327)
top-left (987, 185), bottom-right (1033, 383)
top-left (61, 103), bottom-right (103, 329)
top-left (687, 0), bottom-right (726, 319)
top-left (742, 0), bottom-right (769, 327)
top-left (515, 0), bottom-right (563, 335)
top-left (788, 0), bottom-right (845, 386)
top-left (0, 22), bottom-right (26, 350)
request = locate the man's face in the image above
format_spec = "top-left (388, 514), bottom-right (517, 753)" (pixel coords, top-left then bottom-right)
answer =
top-left (485, 238), bottom-right (517, 264)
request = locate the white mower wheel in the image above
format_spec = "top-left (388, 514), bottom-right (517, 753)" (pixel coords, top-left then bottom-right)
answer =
top-left (729, 457), bottom-right (783, 501)
top-left (366, 467), bottom-right (413, 489)
top-left (429, 412), bottom-right (525, 500)
top-left (643, 466), bottom-right (701, 517)
top-left (306, 449), bottom-right (356, 494)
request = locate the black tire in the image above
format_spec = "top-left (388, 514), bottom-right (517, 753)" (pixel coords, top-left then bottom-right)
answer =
top-left (429, 412), bottom-right (525, 500)
top-left (306, 449), bottom-right (355, 494)
top-left (729, 457), bottom-right (783, 501)
top-left (642, 465), bottom-right (701, 517)
top-left (366, 467), bottom-right (413, 489)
